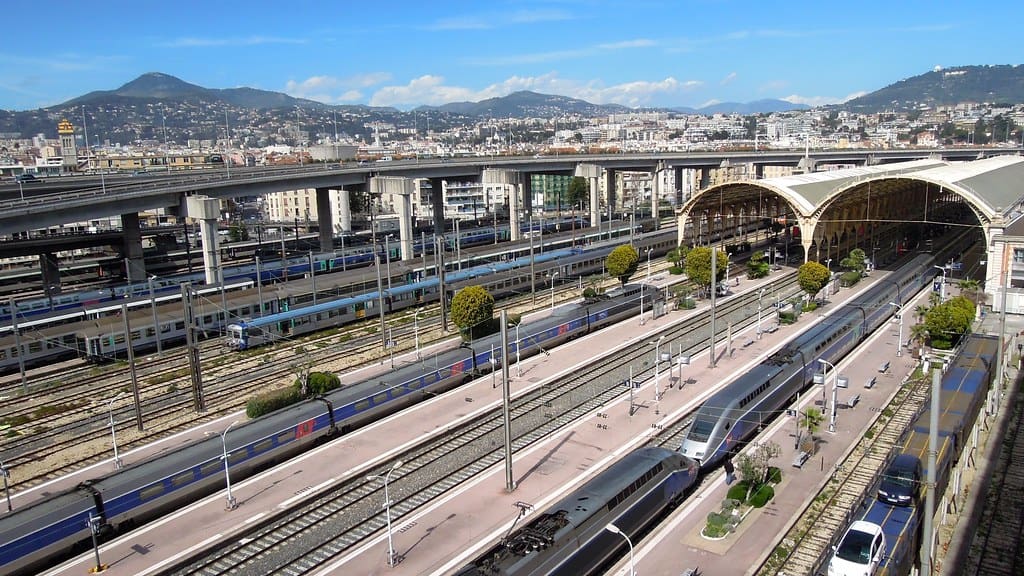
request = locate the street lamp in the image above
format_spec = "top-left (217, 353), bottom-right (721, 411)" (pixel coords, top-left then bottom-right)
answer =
top-left (512, 321), bottom-right (522, 377)
top-left (106, 393), bottom-right (125, 470)
top-left (367, 460), bottom-right (404, 567)
top-left (148, 275), bottom-right (161, 355)
top-left (933, 265), bottom-right (947, 300)
top-left (757, 287), bottom-right (766, 340)
top-left (0, 460), bottom-right (11, 512)
top-left (550, 271), bottom-right (559, 310)
top-left (889, 302), bottom-right (904, 357)
top-left (206, 420), bottom-right (240, 510)
top-left (604, 523), bottom-right (635, 576)
top-left (654, 335), bottom-right (666, 410)
top-left (813, 359), bottom-right (838, 433)
top-left (414, 308), bottom-right (422, 360)
top-left (645, 248), bottom-right (653, 280)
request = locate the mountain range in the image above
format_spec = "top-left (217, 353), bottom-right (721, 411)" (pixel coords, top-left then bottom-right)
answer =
top-left (0, 66), bottom-right (1021, 145)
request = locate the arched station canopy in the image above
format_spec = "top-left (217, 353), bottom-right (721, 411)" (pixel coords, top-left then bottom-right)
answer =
top-left (677, 155), bottom-right (1024, 269)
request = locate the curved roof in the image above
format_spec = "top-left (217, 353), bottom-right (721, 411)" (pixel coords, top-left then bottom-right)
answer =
top-left (681, 154), bottom-right (1024, 224)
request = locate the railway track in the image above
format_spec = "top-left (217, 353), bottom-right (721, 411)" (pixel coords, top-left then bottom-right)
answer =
top-left (0, 264), bottom-right (687, 489)
top-left (162, 277), bottom-right (802, 575)
top-left (755, 365), bottom-right (933, 576)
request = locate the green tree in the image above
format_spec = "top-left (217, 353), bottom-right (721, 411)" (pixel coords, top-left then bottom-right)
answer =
top-left (684, 246), bottom-right (728, 293)
top-left (735, 441), bottom-right (782, 502)
top-left (746, 250), bottom-right (770, 279)
top-left (567, 176), bottom-right (589, 210)
top-left (797, 261), bottom-right (831, 302)
top-left (840, 248), bottom-right (867, 274)
top-left (909, 322), bottom-right (931, 351)
top-left (924, 300), bottom-right (973, 349)
top-left (450, 285), bottom-right (495, 339)
top-left (606, 244), bottom-right (639, 286)
top-left (666, 245), bottom-right (689, 267)
top-left (229, 223), bottom-right (250, 242)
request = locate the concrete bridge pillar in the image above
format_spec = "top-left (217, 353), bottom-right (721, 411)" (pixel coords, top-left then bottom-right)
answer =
top-left (371, 176), bottom-right (415, 260)
top-left (674, 166), bottom-right (685, 205)
top-left (120, 212), bottom-right (146, 284)
top-left (185, 196), bottom-right (222, 285)
top-left (40, 252), bottom-right (60, 298)
top-left (574, 163), bottom-right (602, 228)
top-left (699, 167), bottom-right (712, 190)
top-left (332, 188), bottom-right (352, 234)
top-left (483, 169), bottom-right (521, 241)
top-left (315, 188), bottom-right (333, 252)
top-left (429, 177), bottom-right (445, 234)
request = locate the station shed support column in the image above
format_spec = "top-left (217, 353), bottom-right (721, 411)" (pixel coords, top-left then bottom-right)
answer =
top-left (674, 165), bottom-right (685, 205)
top-left (371, 176), bottom-right (415, 261)
top-left (185, 196), bottom-right (223, 285)
top-left (315, 188), bottom-right (333, 253)
top-left (121, 212), bottom-right (146, 284)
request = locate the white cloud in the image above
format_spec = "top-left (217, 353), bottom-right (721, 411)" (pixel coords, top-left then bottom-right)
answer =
top-left (720, 72), bottom-right (737, 85)
top-left (781, 93), bottom-right (849, 107)
top-left (285, 73), bottom-right (392, 103)
top-left (369, 73), bottom-right (702, 108)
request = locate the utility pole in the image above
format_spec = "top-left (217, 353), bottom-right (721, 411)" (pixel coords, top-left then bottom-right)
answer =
top-left (709, 247), bottom-right (717, 368)
top-left (120, 303), bottom-right (144, 431)
top-left (181, 283), bottom-right (205, 412)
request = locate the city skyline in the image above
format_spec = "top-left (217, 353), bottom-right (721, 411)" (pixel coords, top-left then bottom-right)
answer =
top-left (0, 0), bottom-right (1017, 112)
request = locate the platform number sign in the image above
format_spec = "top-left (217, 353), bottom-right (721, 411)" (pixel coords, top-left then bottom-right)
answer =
top-left (933, 280), bottom-right (942, 292)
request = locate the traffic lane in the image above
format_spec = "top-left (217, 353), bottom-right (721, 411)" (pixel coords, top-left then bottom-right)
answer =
top-left (624, 291), bottom-right (930, 576)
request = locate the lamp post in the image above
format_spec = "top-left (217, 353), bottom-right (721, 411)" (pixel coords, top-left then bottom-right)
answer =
top-left (106, 392), bottom-right (125, 470)
top-left (208, 420), bottom-right (240, 510)
top-left (814, 359), bottom-right (838, 433)
top-left (654, 335), bottom-right (665, 405)
top-left (757, 287), bottom-right (766, 340)
top-left (933, 265), bottom-right (947, 300)
top-left (604, 523), bottom-right (635, 576)
top-left (550, 271), bottom-right (559, 310)
top-left (0, 460), bottom-right (11, 512)
top-left (889, 302), bottom-right (904, 356)
top-left (645, 248), bottom-right (653, 280)
top-left (514, 322), bottom-right (521, 377)
top-left (367, 460), bottom-right (403, 567)
top-left (414, 308), bottom-right (422, 360)
top-left (149, 275), bottom-right (161, 355)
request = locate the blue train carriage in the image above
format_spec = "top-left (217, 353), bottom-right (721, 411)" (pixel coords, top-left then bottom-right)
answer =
top-left (455, 447), bottom-right (698, 576)
top-left (0, 490), bottom-right (99, 576)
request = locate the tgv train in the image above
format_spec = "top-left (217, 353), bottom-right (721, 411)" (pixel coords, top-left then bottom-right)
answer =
top-left (678, 231), bottom-right (976, 470)
top-left (0, 217), bottom-right (614, 324)
top-left (455, 447), bottom-right (699, 576)
top-left (0, 283), bottom-right (662, 576)
top-left (826, 333), bottom-right (997, 576)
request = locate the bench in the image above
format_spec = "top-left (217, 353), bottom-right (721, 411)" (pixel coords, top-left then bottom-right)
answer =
top-left (878, 361), bottom-right (890, 373)
top-left (742, 338), bottom-right (755, 348)
top-left (865, 376), bottom-right (877, 389)
top-left (764, 324), bottom-right (779, 334)
top-left (792, 451), bottom-right (810, 468)
top-left (847, 394), bottom-right (861, 408)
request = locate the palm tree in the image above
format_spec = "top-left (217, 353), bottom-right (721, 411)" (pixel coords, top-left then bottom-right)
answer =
top-left (909, 323), bottom-right (930, 356)
top-left (957, 279), bottom-right (987, 307)
top-left (798, 407), bottom-right (824, 453)
top-left (914, 304), bottom-right (929, 323)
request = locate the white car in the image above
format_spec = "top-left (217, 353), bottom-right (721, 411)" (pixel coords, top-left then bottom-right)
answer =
top-left (828, 520), bottom-right (886, 576)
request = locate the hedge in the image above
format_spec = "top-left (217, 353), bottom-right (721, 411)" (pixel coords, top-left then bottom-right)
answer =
top-left (749, 484), bottom-right (775, 508)
top-left (246, 387), bottom-right (304, 418)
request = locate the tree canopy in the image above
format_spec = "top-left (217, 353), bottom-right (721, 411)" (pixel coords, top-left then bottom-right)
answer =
top-left (923, 295), bottom-right (975, 349)
top-left (797, 261), bottom-right (831, 301)
top-left (450, 285), bottom-right (495, 338)
top-left (606, 244), bottom-right (639, 286)
top-left (684, 246), bottom-right (728, 290)
top-left (567, 176), bottom-right (589, 209)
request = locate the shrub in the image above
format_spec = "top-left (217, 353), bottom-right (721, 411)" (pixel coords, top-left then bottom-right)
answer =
top-left (749, 484), bottom-right (775, 508)
top-left (840, 270), bottom-right (862, 287)
top-left (804, 301), bottom-right (818, 312)
top-left (301, 371), bottom-right (342, 395)
top-left (766, 466), bottom-right (782, 484)
top-left (246, 387), bottom-right (303, 418)
top-left (779, 311), bottom-right (797, 324)
top-left (583, 287), bottom-right (598, 299)
top-left (727, 481), bottom-right (750, 501)
top-left (668, 265), bottom-right (685, 275)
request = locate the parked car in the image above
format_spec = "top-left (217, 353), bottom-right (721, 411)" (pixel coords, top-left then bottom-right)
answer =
top-left (876, 454), bottom-right (922, 506)
top-left (828, 520), bottom-right (886, 576)
top-left (14, 173), bottom-right (39, 183)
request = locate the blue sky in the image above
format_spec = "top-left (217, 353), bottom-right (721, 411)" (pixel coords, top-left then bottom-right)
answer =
top-left (1, 0), bottom-right (1017, 111)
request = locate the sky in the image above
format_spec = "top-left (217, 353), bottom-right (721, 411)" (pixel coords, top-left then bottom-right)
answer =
top-left (0, 0), bottom-right (1018, 112)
